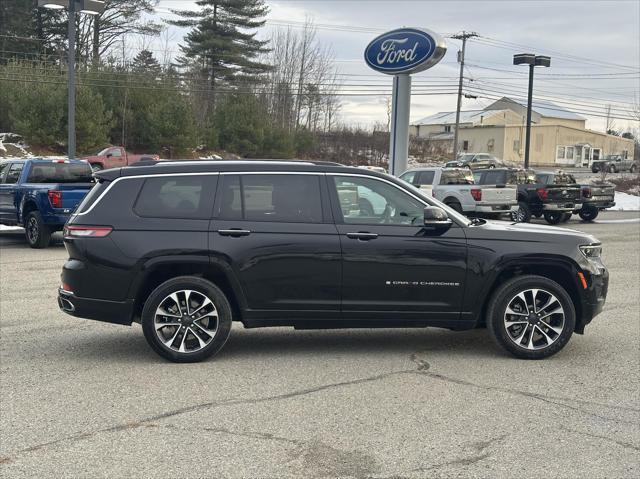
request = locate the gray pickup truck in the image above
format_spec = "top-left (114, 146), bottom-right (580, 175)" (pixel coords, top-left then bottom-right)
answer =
top-left (399, 167), bottom-right (517, 217)
top-left (591, 155), bottom-right (637, 173)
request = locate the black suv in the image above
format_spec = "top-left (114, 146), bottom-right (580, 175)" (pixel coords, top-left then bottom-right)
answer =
top-left (58, 161), bottom-right (608, 362)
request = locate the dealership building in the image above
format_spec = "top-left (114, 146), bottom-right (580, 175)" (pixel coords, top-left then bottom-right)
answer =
top-left (410, 97), bottom-right (635, 166)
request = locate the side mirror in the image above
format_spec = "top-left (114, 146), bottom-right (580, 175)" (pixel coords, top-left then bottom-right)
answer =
top-left (106, 153), bottom-right (112, 158)
top-left (424, 206), bottom-right (452, 228)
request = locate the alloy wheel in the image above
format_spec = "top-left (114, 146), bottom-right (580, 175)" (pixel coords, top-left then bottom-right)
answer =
top-left (26, 216), bottom-right (39, 244)
top-left (154, 289), bottom-right (218, 353)
top-left (503, 288), bottom-right (565, 350)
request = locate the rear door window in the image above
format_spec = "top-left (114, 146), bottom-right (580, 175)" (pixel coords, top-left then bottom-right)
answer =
top-left (4, 163), bottom-right (24, 184)
top-left (218, 174), bottom-right (323, 223)
top-left (134, 175), bottom-right (217, 219)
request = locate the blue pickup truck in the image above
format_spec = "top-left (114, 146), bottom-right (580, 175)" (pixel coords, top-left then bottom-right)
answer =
top-left (0, 159), bottom-right (94, 248)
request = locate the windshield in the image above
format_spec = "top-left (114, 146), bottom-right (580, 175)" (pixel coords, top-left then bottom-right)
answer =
top-left (97, 147), bottom-right (111, 156)
top-left (26, 162), bottom-right (93, 183)
top-left (457, 154), bottom-right (474, 162)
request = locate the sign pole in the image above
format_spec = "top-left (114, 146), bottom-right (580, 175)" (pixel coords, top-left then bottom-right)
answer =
top-left (389, 74), bottom-right (411, 176)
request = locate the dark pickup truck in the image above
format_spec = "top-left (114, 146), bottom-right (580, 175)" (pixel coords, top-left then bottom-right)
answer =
top-left (536, 172), bottom-right (615, 222)
top-left (473, 168), bottom-right (582, 224)
top-left (0, 159), bottom-right (93, 247)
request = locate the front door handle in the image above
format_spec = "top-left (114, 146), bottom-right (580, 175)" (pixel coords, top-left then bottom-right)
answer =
top-left (346, 232), bottom-right (378, 241)
top-left (218, 229), bottom-right (251, 237)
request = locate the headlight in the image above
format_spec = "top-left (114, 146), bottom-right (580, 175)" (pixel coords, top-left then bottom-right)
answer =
top-left (580, 244), bottom-right (602, 259)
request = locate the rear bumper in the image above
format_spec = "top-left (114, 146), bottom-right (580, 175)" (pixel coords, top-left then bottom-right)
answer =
top-left (58, 289), bottom-right (134, 325)
top-left (579, 200), bottom-right (615, 210)
top-left (474, 202), bottom-right (518, 213)
top-left (543, 202), bottom-right (578, 212)
top-left (42, 212), bottom-right (72, 228)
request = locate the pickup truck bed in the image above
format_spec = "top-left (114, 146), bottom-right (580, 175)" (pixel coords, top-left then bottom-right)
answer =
top-left (0, 159), bottom-right (94, 247)
top-left (400, 167), bottom-right (517, 217)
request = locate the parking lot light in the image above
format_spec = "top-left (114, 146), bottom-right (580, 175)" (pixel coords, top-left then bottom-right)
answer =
top-left (37, 1), bottom-right (106, 160)
top-left (513, 53), bottom-right (551, 169)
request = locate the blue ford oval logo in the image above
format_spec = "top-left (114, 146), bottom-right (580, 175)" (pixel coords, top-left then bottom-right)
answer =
top-left (365, 28), bottom-right (447, 75)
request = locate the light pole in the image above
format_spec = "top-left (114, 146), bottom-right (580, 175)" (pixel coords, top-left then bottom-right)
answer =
top-left (38, 1), bottom-right (105, 160)
top-left (513, 53), bottom-right (550, 169)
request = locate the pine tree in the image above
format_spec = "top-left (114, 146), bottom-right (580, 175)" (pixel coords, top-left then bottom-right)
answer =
top-left (132, 49), bottom-right (161, 73)
top-left (168, 0), bottom-right (271, 90)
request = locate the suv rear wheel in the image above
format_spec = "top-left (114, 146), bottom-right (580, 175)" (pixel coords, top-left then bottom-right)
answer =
top-left (141, 276), bottom-right (233, 362)
top-left (487, 275), bottom-right (575, 359)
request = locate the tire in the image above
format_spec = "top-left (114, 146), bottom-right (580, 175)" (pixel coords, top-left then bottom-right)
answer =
top-left (91, 164), bottom-right (103, 172)
top-left (511, 201), bottom-right (531, 223)
top-left (24, 211), bottom-right (51, 248)
top-left (543, 211), bottom-right (564, 225)
top-left (141, 276), bottom-right (233, 363)
top-left (578, 205), bottom-right (599, 222)
top-left (591, 167), bottom-right (599, 173)
top-left (560, 212), bottom-right (572, 223)
top-left (445, 201), bottom-right (463, 213)
top-left (631, 164), bottom-right (637, 173)
top-left (609, 164), bottom-right (616, 173)
top-left (486, 275), bottom-right (576, 359)
top-left (489, 165), bottom-right (495, 169)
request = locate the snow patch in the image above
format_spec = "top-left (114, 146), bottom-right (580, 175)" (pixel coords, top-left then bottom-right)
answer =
top-left (611, 192), bottom-right (640, 211)
top-left (0, 225), bottom-right (23, 231)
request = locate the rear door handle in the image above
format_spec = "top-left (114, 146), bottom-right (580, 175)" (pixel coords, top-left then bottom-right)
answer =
top-left (346, 232), bottom-right (378, 241)
top-left (218, 229), bottom-right (251, 237)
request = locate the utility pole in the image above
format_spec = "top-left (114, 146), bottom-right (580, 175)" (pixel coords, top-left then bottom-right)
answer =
top-left (451, 31), bottom-right (478, 161)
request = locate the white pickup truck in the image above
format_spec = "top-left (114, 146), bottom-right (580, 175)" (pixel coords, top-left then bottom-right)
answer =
top-left (399, 167), bottom-right (518, 217)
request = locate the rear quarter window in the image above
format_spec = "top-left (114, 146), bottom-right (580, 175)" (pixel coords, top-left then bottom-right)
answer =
top-left (440, 170), bottom-right (474, 185)
top-left (134, 175), bottom-right (217, 219)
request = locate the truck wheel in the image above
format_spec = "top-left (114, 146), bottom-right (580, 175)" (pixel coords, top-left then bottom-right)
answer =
top-left (578, 205), bottom-right (599, 222)
top-left (445, 201), bottom-right (463, 213)
top-left (25, 211), bottom-right (52, 248)
top-left (91, 164), bottom-right (103, 172)
top-left (560, 213), bottom-right (572, 223)
top-left (543, 212), bottom-right (563, 225)
top-left (141, 276), bottom-right (233, 363)
top-left (511, 201), bottom-right (531, 223)
top-left (609, 165), bottom-right (616, 173)
top-left (631, 164), bottom-right (637, 173)
top-left (486, 275), bottom-right (575, 359)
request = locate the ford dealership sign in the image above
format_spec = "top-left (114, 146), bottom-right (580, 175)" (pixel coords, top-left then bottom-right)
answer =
top-left (364, 28), bottom-right (446, 75)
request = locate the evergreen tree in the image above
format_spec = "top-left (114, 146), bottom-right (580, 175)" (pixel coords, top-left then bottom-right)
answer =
top-left (168, 0), bottom-right (271, 90)
top-left (132, 49), bottom-right (161, 73)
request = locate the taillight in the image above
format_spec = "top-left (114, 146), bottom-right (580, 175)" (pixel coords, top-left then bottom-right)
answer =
top-left (582, 186), bottom-right (592, 199)
top-left (48, 190), bottom-right (62, 208)
top-left (536, 187), bottom-right (548, 201)
top-left (470, 188), bottom-right (482, 201)
top-left (63, 225), bottom-right (112, 238)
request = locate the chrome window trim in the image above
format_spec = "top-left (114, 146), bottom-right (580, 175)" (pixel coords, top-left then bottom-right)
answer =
top-left (76, 170), bottom-right (467, 227)
top-left (75, 172), bottom-right (220, 216)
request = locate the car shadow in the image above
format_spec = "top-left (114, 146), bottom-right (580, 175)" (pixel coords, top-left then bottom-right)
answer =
top-left (0, 230), bottom-right (65, 248)
top-left (57, 324), bottom-right (499, 364)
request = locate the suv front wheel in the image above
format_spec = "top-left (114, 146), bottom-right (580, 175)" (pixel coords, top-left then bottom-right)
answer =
top-left (486, 275), bottom-right (576, 359)
top-left (141, 276), bottom-right (233, 362)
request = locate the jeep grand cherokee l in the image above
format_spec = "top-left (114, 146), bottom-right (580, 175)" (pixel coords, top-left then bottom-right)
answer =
top-left (58, 161), bottom-right (608, 362)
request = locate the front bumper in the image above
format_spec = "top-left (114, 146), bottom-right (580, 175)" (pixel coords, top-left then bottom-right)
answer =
top-left (575, 267), bottom-right (609, 334)
top-left (58, 289), bottom-right (134, 325)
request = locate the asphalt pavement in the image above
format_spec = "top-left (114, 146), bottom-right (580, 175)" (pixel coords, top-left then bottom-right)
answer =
top-left (1, 211), bottom-right (639, 478)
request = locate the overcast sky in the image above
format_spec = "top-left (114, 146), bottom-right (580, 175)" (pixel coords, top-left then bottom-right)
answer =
top-left (151, 0), bottom-right (640, 133)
